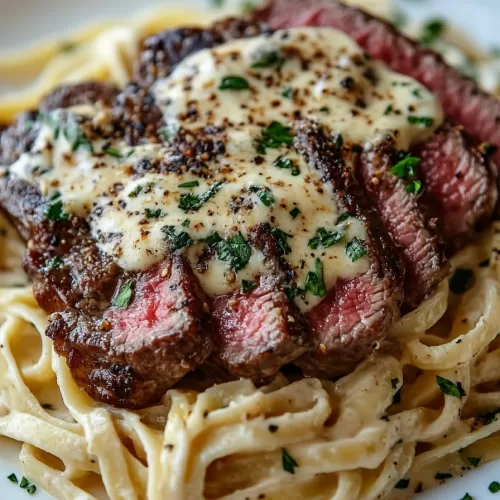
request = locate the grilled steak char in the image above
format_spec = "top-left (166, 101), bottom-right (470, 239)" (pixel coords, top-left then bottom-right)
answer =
top-left (0, 8), bottom-right (498, 408)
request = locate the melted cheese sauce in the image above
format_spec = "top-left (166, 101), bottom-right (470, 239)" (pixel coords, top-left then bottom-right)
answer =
top-left (6, 27), bottom-right (443, 311)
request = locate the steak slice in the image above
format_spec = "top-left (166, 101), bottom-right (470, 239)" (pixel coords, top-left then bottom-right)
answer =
top-left (211, 224), bottom-right (312, 381)
top-left (251, 0), bottom-right (500, 165)
top-left (358, 140), bottom-right (450, 308)
top-left (252, 0), bottom-right (500, 243)
top-left (136, 17), bottom-right (272, 86)
top-left (414, 123), bottom-right (498, 252)
top-left (40, 82), bottom-right (119, 111)
top-left (47, 256), bottom-right (214, 408)
top-left (294, 121), bottom-right (404, 377)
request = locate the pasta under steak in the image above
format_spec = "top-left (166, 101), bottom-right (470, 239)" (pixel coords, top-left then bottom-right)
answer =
top-left (1, 1), bottom-right (500, 499)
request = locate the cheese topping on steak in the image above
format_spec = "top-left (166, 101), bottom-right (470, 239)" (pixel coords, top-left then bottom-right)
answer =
top-left (4, 27), bottom-right (443, 311)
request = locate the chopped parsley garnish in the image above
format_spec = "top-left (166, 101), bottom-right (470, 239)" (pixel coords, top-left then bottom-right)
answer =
top-left (256, 121), bottom-right (293, 153)
top-left (449, 268), bottom-right (475, 294)
top-left (103, 147), bottom-right (121, 158)
top-left (63, 120), bottom-right (94, 153)
top-left (308, 226), bottom-right (346, 250)
top-left (391, 155), bottom-right (421, 178)
top-left (345, 238), bottom-right (367, 262)
top-left (319, 106), bottom-right (330, 114)
top-left (112, 280), bottom-right (135, 309)
top-left (406, 179), bottom-right (423, 193)
top-left (407, 115), bottom-right (434, 128)
top-left (412, 88), bottom-right (422, 98)
top-left (145, 208), bottom-right (164, 219)
top-left (7, 473), bottom-right (18, 483)
top-left (60, 41), bottom-right (78, 52)
top-left (489, 481), bottom-right (500, 493)
top-left (285, 283), bottom-right (304, 301)
top-left (26, 484), bottom-right (37, 495)
top-left (420, 19), bottom-right (446, 45)
top-left (434, 472), bottom-right (452, 480)
top-left (305, 258), bottom-right (327, 297)
top-left (384, 104), bottom-right (393, 115)
top-left (19, 477), bottom-right (30, 489)
top-left (219, 75), bottom-right (250, 90)
top-left (212, 232), bottom-right (252, 271)
top-left (251, 50), bottom-right (282, 69)
top-left (477, 408), bottom-right (500, 425)
top-left (289, 207), bottom-right (301, 219)
top-left (282, 448), bottom-right (299, 474)
top-left (249, 185), bottom-right (275, 207)
top-left (178, 181), bottom-right (224, 212)
top-left (162, 226), bottom-right (193, 250)
top-left (460, 494), bottom-right (473, 500)
top-left (270, 226), bottom-right (292, 256)
top-left (128, 185), bottom-right (143, 198)
top-left (273, 155), bottom-right (300, 176)
top-left (436, 375), bottom-right (466, 399)
top-left (467, 456), bottom-right (481, 467)
top-left (45, 192), bottom-right (70, 221)
top-left (281, 86), bottom-right (293, 99)
top-left (178, 180), bottom-right (200, 188)
top-left (242, 280), bottom-right (257, 292)
top-left (337, 212), bottom-right (351, 224)
top-left (182, 218), bottom-right (191, 227)
top-left (46, 256), bottom-right (63, 270)
top-left (395, 479), bottom-right (409, 489)
top-left (158, 122), bottom-right (179, 142)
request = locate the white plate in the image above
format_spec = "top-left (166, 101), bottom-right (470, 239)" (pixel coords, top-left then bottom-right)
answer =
top-left (0, 0), bottom-right (499, 498)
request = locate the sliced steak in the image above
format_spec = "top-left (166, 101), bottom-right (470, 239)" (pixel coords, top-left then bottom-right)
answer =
top-left (251, 0), bottom-right (500, 164)
top-left (252, 0), bottom-right (499, 241)
top-left (136, 17), bottom-right (272, 86)
top-left (358, 140), bottom-right (450, 308)
top-left (40, 82), bottom-right (119, 111)
top-left (293, 121), bottom-right (404, 377)
top-left (212, 275), bottom-right (310, 381)
top-left (414, 123), bottom-right (498, 252)
top-left (47, 256), bottom-right (214, 408)
top-left (211, 223), bottom-right (312, 381)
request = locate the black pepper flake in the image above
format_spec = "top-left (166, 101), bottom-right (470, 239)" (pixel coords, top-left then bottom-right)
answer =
top-left (340, 76), bottom-right (355, 89)
top-left (268, 424), bottom-right (279, 433)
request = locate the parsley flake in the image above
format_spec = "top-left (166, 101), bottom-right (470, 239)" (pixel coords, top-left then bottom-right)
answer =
top-left (251, 50), bottom-right (282, 69)
top-left (384, 104), bottom-right (393, 115)
top-left (434, 472), bottom-right (452, 480)
top-left (285, 283), bottom-right (305, 301)
top-left (242, 280), bottom-right (257, 292)
top-left (281, 86), bottom-right (293, 99)
top-left (162, 226), bottom-right (193, 250)
top-left (46, 256), bottom-right (63, 270)
top-left (273, 155), bottom-right (300, 175)
top-left (179, 180), bottom-right (200, 188)
top-left (45, 192), bottom-right (70, 221)
top-left (420, 19), bottom-right (446, 45)
top-left (103, 147), bottom-right (121, 158)
top-left (26, 484), bottom-right (37, 495)
top-left (395, 479), bottom-right (409, 489)
top-left (213, 232), bottom-right (251, 271)
top-left (270, 226), bottom-right (292, 256)
top-left (345, 238), bottom-right (367, 262)
top-left (450, 269), bottom-right (475, 294)
top-left (460, 494), bottom-right (473, 500)
top-left (145, 208), bottom-right (164, 219)
top-left (391, 155), bottom-right (421, 178)
top-left (219, 75), bottom-right (250, 90)
top-left (128, 185), bottom-right (143, 198)
top-left (7, 473), bottom-right (18, 483)
top-left (308, 226), bottom-right (346, 250)
top-left (158, 122), bottom-right (180, 142)
top-left (282, 448), bottom-right (298, 474)
top-left (249, 185), bottom-right (275, 207)
top-left (19, 477), bottom-right (30, 489)
top-left (289, 207), bottom-right (301, 219)
top-left (182, 218), bottom-right (191, 227)
top-left (256, 121), bottom-right (293, 153)
top-left (467, 456), bottom-right (481, 467)
top-left (305, 258), bottom-right (327, 297)
top-left (406, 179), bottom-right (423, 193)
top-left (407, 115), bottom-right (434, 128)
top-left (112, 280), bottom-right (135, 309)
top-left (179, 181), bottom-right (224, 212)
top-left (489, 481), bottom-right (500, 493)
top-left (436, 375), bottom-right (466, 398)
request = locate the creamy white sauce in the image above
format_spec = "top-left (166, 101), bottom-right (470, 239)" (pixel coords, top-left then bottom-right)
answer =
top-left (6, 27), bottom-right (444, 311)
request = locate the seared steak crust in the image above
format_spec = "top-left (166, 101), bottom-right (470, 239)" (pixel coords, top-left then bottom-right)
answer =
top-left (136, 17), bottom-right (272, 86)
top-left (293, 121), bottom-right (404, 377)
top-left (358, 140), bottom-right (450, 308)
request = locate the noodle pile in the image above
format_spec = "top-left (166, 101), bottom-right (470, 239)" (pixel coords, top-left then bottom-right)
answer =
top-left (1, 2), bottom-right (500, 499)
